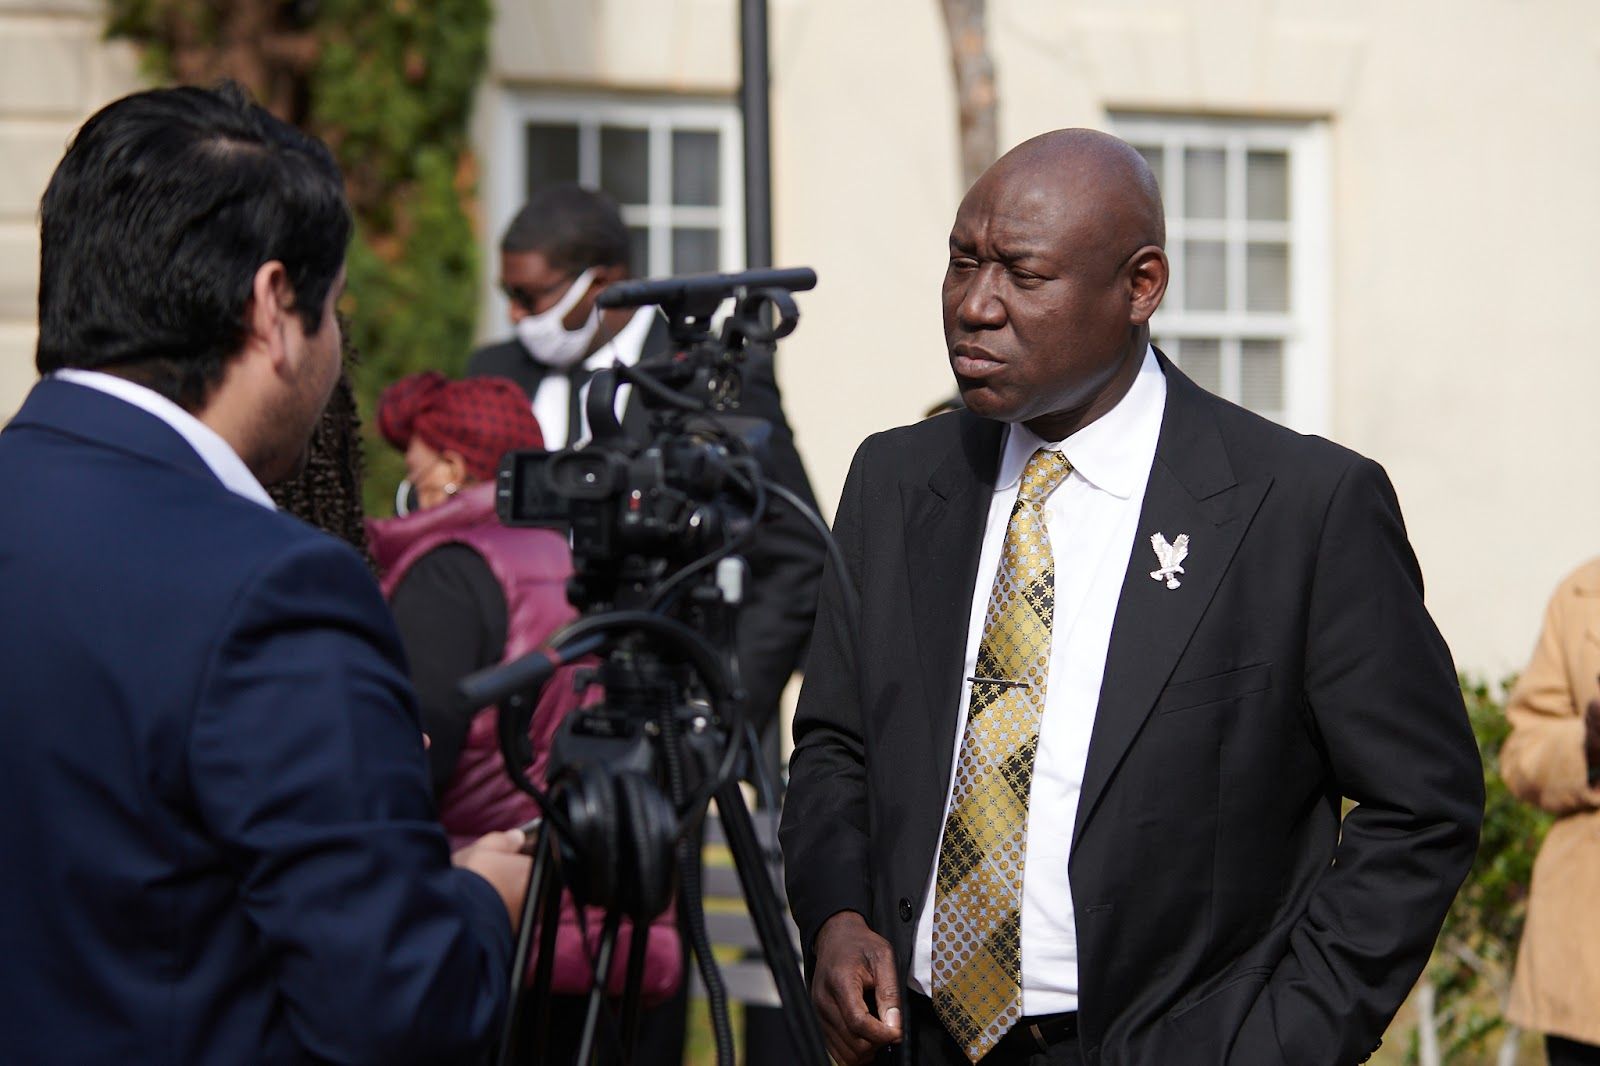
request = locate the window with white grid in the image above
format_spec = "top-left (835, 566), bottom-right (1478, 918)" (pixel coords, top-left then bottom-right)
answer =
top-left (492, 92), bottom-right (744, 282)
top-left (1112, 115), bottom-right (1331, 433)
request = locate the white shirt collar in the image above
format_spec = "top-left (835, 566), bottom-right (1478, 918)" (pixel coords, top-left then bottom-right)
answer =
top-left (996, 345), bottom-right (1167, 500)
top-left (52, 368), bottom-right (277, 510)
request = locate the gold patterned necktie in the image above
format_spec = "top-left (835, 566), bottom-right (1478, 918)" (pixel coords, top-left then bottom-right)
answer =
top-left (931, 447), bottom-right (1073, 1063)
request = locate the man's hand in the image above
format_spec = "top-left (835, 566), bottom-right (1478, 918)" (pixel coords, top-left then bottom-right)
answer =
top-left (1584, 696), bottom-right (1600, 785)
top-left (811, 910), bottom-right (903, 1066)
top-left (452, 829), bottom-right (530, 931)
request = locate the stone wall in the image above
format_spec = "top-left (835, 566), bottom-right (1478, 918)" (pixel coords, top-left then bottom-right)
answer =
top-left (0, 0), bottom-right (141, 421)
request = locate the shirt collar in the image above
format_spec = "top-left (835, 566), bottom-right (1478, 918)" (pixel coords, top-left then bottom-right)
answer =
top-left (996, 345), bottom-right (1167, 500)
top-left (52, 368), bottom-right (277, 510)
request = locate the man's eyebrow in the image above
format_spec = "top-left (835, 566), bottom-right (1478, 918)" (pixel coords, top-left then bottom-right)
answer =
top-left (993, 242), bottom-right (1054, 265)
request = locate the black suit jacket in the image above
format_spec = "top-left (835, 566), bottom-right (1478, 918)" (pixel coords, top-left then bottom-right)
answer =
top-left (468, 319), bottom-right (824, 737)
top-left (780, 357), bottom-right (1483, 1066)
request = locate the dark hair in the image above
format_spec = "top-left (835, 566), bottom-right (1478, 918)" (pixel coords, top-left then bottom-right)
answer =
top-left (269, 317), bottom-right (372, 570)
top-left (500, 183), bottom-right (630, 274)
top-left (36, 82), bottom-right (351, 410)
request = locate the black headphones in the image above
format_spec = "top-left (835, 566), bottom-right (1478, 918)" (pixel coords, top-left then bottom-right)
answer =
top-left (547, 762), bottom-right (678, 921)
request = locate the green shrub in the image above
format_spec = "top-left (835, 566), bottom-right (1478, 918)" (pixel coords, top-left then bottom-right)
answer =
top-left (1402, 675), bottom-right (1553, 1064)
top-left (105, 0), bottom-right (491, 515)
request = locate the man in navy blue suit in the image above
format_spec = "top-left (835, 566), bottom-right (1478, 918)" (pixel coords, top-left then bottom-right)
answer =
top-left (0, 85), bottom-right (530, 1063)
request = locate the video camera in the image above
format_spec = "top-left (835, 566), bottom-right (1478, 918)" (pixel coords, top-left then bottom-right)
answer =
top-left (494, 267), bottom-right (814, 612)
top-left (460, 266), bottom-right (829, 1066)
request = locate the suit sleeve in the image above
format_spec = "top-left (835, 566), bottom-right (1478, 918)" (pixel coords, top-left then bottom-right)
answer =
top-left (189, 536), bottom-right (512, 1065)
top-left (730, 346), bottom-right (827, 738)
top-left (779, 434), bottom-right (872, 958)
top-left (1233, 457), bottom-right (1484, 1066)
top-left (1500, 577), bottom-right (1600, 815)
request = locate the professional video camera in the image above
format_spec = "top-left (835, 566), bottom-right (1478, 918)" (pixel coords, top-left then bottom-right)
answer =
top-left (460, 267), bottom-right (833, 1066)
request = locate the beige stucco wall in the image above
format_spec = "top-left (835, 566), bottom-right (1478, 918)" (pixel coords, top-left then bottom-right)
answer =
top-left (5, 0), bottom-right (1591, 677)
top-left (978, 0), bottom-right (1600, 678)
top-left (480, 0), bottom-right (1600, 678)
top-left (0, 0), bottom-right (142, 422)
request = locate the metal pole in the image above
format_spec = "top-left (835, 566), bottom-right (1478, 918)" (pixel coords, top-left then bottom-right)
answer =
top-left (739, 0), bottom-right (773, 270)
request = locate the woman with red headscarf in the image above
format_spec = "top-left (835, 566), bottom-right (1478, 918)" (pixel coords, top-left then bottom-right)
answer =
top-left (367, 372), bottom-right (681, 1058)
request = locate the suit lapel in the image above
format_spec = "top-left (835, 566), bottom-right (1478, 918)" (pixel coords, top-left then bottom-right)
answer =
top-left (904, 413), bottom-right (1004, 790)
top-left (620, 316), bottom-right (674, 439)
top-left (1071, 361), bottom-right (1272, 850)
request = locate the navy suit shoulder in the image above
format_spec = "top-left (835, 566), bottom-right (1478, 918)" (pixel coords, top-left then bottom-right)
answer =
top-left (0, 380), bottom-right (512, 1065)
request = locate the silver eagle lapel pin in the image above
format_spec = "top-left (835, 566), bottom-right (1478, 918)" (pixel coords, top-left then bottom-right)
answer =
top-left (1149, 532), bottom-right (1189, 589)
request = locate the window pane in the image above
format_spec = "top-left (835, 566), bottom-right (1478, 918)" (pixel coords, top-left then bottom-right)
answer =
top-left (1246, 242), bottom-right (1290, 312)
top-left (1246, 150), bottom-right (1289, 221)
top-left (1241, 339), bottom-right (1284, 412)
top-left (627, 227), bottom-right (651, 278)
top-left (672, 227), bottom-right (720, 274)
top-left (600, 126), bottom-right (649, 205)
top-left (1184, 147), bottom-right (1225, 219)
top-left (672, 130), bottom-right (720, 207)
top-left (1184, 241), bottom-right (1226, 311)
top-left (525, 123), bottom-right (579, 197)
top-left (1134, 144), bottom-right (1164, 197)
top-left (1178, 337), bottom-right (1221, 393)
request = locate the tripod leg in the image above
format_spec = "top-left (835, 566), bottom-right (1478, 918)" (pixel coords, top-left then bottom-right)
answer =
top-left (525, 833), bottom-right (567, 1065)
top-left (577, 911), bottom-right (623, 1066)
top-left (713, 783), bottom-right (830, 1065)
top-left (496, 822), bottom-right (560, 1066)
top-left (619, 916), bottom-right (650, 1057)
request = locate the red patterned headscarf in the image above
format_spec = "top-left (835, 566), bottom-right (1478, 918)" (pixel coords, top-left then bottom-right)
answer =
top-left (376, 372), bottom-right (543, 482)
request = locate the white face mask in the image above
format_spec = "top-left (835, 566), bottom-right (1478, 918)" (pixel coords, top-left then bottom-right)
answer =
top-left (513, 267), bottom-right (599, 369)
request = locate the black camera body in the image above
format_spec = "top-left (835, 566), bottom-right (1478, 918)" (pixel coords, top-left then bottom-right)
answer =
top-left (498, 419), bottom-right (755, 564)
top-left (462, 266), bottom-right (830, 1066)
top-left (493, 267), bottom-right (813, 614)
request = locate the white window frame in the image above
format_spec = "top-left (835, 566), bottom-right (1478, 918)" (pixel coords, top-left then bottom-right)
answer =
top-left (486, 90), bottom-right (745, 328)
top-left (1111, 114), bottom-right (1332, 435)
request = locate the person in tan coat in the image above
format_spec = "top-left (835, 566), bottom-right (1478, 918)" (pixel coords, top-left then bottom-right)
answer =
top-left (1502, 559), bottom-right (1600, 1065)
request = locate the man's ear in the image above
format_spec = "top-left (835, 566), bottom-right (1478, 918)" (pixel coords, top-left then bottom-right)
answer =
top-left (590, 262), bottom-right (630, 293)
top-left (245, 261), bottom-right (297, 368)
top-left (1127, 246), bottom-right (1170, 326)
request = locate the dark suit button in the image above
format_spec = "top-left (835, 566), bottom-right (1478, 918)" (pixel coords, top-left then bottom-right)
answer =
top-left (897, 897), bottom-right (913, 922)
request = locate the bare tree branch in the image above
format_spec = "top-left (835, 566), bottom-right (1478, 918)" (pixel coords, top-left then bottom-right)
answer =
top-left (938, 0), bottom-right (998, 189)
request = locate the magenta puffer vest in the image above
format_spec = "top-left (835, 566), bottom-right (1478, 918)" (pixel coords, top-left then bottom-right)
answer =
top-left (368, 483), bottom-right (682, 1004)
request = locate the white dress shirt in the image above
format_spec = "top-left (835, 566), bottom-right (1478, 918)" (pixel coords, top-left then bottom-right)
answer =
top-left (51, 368), bottom-right (276, 511)
top-left (531, 306), bottom-right (657, 448)
top-left (911, 346), bottom-right (1167, 1014)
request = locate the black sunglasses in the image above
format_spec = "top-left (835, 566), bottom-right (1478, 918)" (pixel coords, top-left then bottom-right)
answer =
top-left (500, 276), bottom-right (577, 313)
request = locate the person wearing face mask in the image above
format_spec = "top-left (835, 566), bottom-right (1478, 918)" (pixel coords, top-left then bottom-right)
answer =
top-left (366, 372), bottom-right (684, 1061)
top-left (468, 182), bottom-right (825, 1065)
top-left (468, 182), bottom-right (823, 735)
top-left (466, 185), bottom-right (653, 451)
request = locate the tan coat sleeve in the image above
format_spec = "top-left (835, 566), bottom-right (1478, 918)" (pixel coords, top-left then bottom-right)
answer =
top-left (1501, 564), bottom-right (1600, 815)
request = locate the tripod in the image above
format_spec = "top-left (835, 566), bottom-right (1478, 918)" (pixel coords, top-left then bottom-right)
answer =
top-left (461, 613), bottom-right (828, 1066)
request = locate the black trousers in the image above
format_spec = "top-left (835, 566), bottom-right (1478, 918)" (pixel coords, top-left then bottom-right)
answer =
top-left (1548, 1035), bottom-right (1600, 1066)
top-left (905, 993), bottom-right (1082, 1066)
